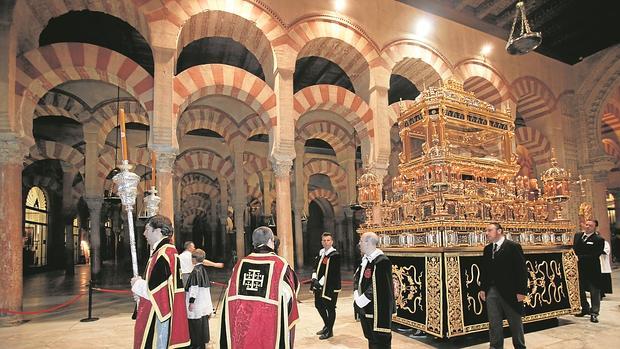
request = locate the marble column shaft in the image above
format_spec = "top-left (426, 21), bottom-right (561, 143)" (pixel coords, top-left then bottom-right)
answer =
top-left (232, 149), bottom-right (245, 256)
top-left (61, 168), bottom-right (75, 275)
top-left (274, 160), bottom-right (294, 266)
top-left (84, 197), bottom-right (103, 278)
top-left (0, 145), bottom-right (24, 318)
top-left (154, 151), bottom-right (176, 222)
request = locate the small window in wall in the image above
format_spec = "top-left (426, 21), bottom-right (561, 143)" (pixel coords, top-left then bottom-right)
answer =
top-left (24, 187), bottom-right (48, 267)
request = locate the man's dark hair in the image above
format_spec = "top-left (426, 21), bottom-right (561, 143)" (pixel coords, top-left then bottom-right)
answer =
top-left (490, 222), bottom-right (503, 232)
top-left (147, 215), bottom-right (174, 237)
top-left (184, 241), bottom-right (194, 250)
top-left (587, 219), bottom-right (599, 227)
top-left (321, 232), bottom-right (333, 239)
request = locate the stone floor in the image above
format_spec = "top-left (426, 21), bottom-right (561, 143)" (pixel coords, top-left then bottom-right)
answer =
top-left (1, 263), bottom-right (618, 348)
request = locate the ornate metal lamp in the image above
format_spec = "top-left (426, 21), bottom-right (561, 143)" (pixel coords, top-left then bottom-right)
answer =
top-left (506, 1), bottom-right (543, 55)
top-left (541, 150), bottom-right (571, 221)
top-left (113, 160), bottom-right (141, 276)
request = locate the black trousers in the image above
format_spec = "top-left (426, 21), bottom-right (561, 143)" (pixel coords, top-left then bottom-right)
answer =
top-left (579, 278), bottom-right (601, 315)
top-left (359, 316), bottom-right (391, 349)
top-left (486, 287), bottom-right (526, 349)
top-left (314, 292), bottom-right (338, 332)
top-left (188, 315), bottom-right (210, 349)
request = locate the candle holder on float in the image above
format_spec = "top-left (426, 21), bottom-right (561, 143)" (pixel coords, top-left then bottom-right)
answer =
top-left (357, 168), bottom-right (381, 228)
top-left (541, 150), bottom-right (571, 221)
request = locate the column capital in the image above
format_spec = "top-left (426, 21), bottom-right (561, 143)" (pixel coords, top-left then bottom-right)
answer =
top-left (0, 133), bottom-right (28, 165)
top-left (153, 150), bottom-right (177, 173)
top-left (84, 196), bottom-right (104, 212)
top-left (273, 159), bottom-right (293, 179)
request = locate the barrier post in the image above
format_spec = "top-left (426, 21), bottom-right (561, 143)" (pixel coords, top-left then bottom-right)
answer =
top-left (80, 281), bottom-right (99, 322)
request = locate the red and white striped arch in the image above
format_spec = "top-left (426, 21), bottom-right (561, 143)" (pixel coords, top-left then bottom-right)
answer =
top-left (602, 138), bottom-right (620, 163)
top-left (515, 127), bottom-right (552, 167)
top-left (176, 10), bottom-right (277, 84)
top-left (455, 60), bottom-right (510, 107)
top-left (511, 76), bottom-right (556, 123)
top-left (182, 182), bottom-right (220, 200)
top-left (601, 103), bottom-right (620, 140)
top-left (297, 120), bottom-right (355, 155)
top-left (289, 17), bottom-right (381, 71)
top-left (463, 76), bottom-right (503, 107)
top-left (16, 43), bottom-right (154, 134)
top-left (308, 188), bottom-right (339, 208)
top-left (382, 40), bottom-right (453, 88)
top-left (173, 64), bottom-right (276, 127)
top-left (238, 113), bottom-right (268, 140)
top-left (97, 147), bottom-right (151, 180)
top-left (243, 153), bottom-right (269, 177)
top-left (293, 85), bottom-right (374, 139)
top-left (93, 99), bottom-right (150, 147)
top-left (15, 0), bottom-right (151, 55)
top-left (154, 0), bottom-right (287, 46)
top-left (175, 149), bottom-right (235, 178)
top-left (34, 91), bottom-right (86, 121)
top-left (178, 106), bottom-right (238, 143)
top-left (303, 158), bottom-right (347, 194)
top-left (25, 140), bottom-right (85, 173)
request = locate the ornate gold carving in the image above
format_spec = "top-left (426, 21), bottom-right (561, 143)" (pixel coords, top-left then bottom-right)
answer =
top-left (562, 249), bottom-right (581, 313)
top-left (425, 255), bottom-right (443, 337)
top-left (444, 254), bottom-right (464, 337)
top-left (392, 265), bottom-right (423, 314)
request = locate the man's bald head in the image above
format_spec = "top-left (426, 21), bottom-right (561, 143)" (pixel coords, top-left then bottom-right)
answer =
top-left (359, 232), bottom-right (379, 255)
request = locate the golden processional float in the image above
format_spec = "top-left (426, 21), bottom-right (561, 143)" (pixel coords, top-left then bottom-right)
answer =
top-left (357, 80), bottom-right (581, 338)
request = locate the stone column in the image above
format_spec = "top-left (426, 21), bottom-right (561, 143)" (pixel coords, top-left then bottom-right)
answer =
top-left (262, 170), bottom-right (273, 220)
top-left (84, 197), bottom-right (103, 279)
top-left (0, 138), bottom-right (25, 321)
top-left (232, 146), bottom-right (246, 256)
top-left (218, 176), bottom-right (230, 258)
top-left (590, 171), bottom-right (611, 242)
top-left (154, 151), bottom-right (177, 222)
top-left (342, 154), bottom-right (357, 205)
top-left (273, 159), bottom-right (295, 266)
top-left (293, 142), bottom-right (305, 268)
top-left (61, 166), bottom-right (76, 275)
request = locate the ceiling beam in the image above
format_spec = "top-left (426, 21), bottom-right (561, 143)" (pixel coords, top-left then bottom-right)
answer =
top-left (475, 0), bottom-right (515, 20)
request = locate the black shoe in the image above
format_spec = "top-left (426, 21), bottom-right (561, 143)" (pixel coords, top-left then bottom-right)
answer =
top-left (316, 327), bottom-right (327, 335)
top-left (319, 331), bottom-right (333, 340)
top-left (575, 312), bottom-right (588, 317)
top-left (590, 315), bottom-right (599, 323)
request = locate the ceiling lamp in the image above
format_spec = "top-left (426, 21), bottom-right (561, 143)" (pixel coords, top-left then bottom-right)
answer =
top-left (506, 1), bottom-right (542, 55)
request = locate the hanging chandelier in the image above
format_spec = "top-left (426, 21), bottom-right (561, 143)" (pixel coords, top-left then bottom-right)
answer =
top-left (506, 1), bottom-right (542, 55)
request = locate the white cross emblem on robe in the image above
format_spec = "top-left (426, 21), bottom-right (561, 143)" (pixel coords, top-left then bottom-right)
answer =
top-left (242, 268), bottom-right (265, 291)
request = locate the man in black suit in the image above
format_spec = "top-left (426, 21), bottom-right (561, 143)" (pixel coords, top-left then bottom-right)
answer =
top-left (573, 219), bottom-right (605, 323)
top-left (479, 223), bottom-right (528, 349)
top-left (354, 232), bottom-right (396, 349)
top-left (311, 232), bottom-right (341, 340)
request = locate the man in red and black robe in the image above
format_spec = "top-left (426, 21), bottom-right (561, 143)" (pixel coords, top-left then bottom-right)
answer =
top-left (354, 232), bottom-right (396, 349)
top-left (220, 226), bottom-right (300, 349)
top-left (131, 215), bottom-right (190, 349)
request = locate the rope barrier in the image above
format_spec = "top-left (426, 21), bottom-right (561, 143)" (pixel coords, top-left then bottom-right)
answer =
top-left (0, 293), bottom-right (84, 315)
top-left (92, 287), bottom-right (132, 295)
